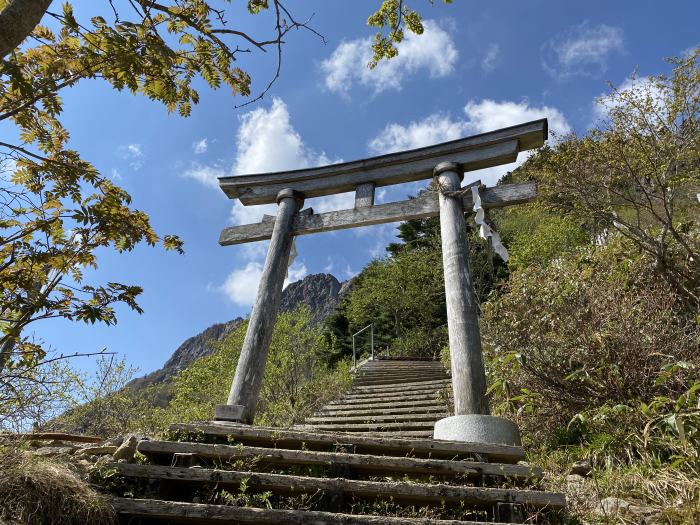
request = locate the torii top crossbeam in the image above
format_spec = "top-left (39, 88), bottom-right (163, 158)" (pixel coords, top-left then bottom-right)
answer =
top-left (217, 119), bottom-right (546, 246)
top-left (214, 118), bottom-right (548, 448)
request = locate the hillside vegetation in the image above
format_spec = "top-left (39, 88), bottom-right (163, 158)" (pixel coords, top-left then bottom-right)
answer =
top-left (1, 49), bottom-right (698, 524)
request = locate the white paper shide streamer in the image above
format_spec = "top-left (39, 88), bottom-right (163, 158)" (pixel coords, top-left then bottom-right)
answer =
top-left (471, 186), bottom-right (509, 262)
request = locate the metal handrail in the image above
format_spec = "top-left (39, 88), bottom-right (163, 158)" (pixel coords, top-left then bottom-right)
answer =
top-left (352, 323), bottom-right (374, 369)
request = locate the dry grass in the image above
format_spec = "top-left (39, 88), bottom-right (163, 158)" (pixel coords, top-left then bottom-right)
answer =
top-left (0, 445), bottom-right (116, 525)
top-left (530, 447), bottom-right (700, 524)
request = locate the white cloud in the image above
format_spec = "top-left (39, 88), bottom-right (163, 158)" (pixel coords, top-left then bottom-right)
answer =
top-left (481, 43), bottom-right (500, 73)
top-left (193, 138), bottom-right (208, 154)
top-left (321, 20), bottom-right (458, 95)
top-left (220, 260), bottom-right (307, 306)
top-left (229, 97), bottom-right (341, 224)
top-left (369, 113), bottom-right (467, 155)
top-left (182, 162), bottom-right (225, 189)
top-left (221, 261), bottom-right (262, 307)
top-left (367, 99), bottom-right (571, 186)
top-left (323, 257), bottom-right (334, 273)
top-left (109, 168), bottom-right (122, 181)
top-left (119, 143), bottom-right (145, 170)
top-left (592, 75), bottom-right (664, 122)
top-left (542, 21), bottom-right (624, 79)
top-left (463, 99), bottom-right (571, 137)
top-left (343, 264), bottom-right (358, 280)
top-left (234, 97), bottom-right (331, 175)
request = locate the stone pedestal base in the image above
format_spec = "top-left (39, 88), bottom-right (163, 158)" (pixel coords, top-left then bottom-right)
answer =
top-left (214, 404), bottom-right (246, 422)
top-left (433, 415), bottom-right (521, 446)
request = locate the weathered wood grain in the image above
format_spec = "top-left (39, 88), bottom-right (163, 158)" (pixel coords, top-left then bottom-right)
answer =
top-left (168, 423), bottom-right (526, 462)
top-left (355, 182), bottom-right (375, 208)
top-left (111, 498), bottom-right (515, 525)
top-left (219, 182), bottom-right (536, 246)
top-left (110, 464), bottom-right (563, 508)
top-left (136, 440), bottom-right (541, 479)
top-left (218, 119), bottom-right (547, 204)
top-left (218, 190), bottom-right (302, 423)
top-left (437, 165), bottom-right (489, 416)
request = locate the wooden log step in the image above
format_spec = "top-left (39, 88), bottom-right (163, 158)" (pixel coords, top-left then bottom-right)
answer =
top-left (353, 374), bottom-right (448, 386)
top-left (357, 365), bottom-right (445, 372)
top-left (317, 404), bottom-right (448, 417)
top-left (305, 413), bottom-right (448, 424)
top-left (109, 464), bottom-right (565, 509)
top-left (323, 398), bottom-right (447, 410)
top-left (353, 376), bottom-right (448, 384)
top-left (300, 421), bottom-right (438, 432)
top-left (327, 394), bottom-right (444, 407)
top-left (353, 378), bottom-right (448, 386)
top-left (356, 365), bottom-right (444, 370)
top-left (111, 498), bottom-right (515, 525)
top-left (341, 390), bottom-right (447, 403)
top-left (353, 373), bottom-right (448, 382)
top-left (136, 440), bottom-right (542, 480)
top-left (373, 430), bottom-right (436, 438)
top-left (350, 379), bottom-right (451, 393)
top-left (357, 366), bottom-right (446, 372)
top-left (169, 423), bottom-right (525, 463)
top-left (344, 386), bottom-right (448, 398)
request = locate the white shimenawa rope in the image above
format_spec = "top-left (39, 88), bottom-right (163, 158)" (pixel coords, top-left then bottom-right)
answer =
top-left (471, 186), bottom-right (509, 262)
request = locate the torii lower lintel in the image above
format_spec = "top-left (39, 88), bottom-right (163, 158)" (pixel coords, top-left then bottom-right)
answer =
top-left (215, 119), bottom-right (548, 446)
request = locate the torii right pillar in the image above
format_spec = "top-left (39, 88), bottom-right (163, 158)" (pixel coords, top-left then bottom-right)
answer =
top-left (433, 162), bottom-right (521, 447)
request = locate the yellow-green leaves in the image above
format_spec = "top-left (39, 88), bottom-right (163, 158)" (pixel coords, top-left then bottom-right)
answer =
top-left (367, 0), bottom-right (449, 68)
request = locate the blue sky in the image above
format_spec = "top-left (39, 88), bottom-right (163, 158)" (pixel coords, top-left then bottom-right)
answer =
top-left (23, 1), bottom-right (699, 377)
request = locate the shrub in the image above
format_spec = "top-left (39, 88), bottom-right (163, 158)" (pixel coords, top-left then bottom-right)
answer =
top-left (482, 237), bottom-right (700, 460)
top-left (155, 307), bottom-right (351, 429)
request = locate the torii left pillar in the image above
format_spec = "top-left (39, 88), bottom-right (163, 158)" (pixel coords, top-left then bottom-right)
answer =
top-left (215, 189), bottom-right (303, 424)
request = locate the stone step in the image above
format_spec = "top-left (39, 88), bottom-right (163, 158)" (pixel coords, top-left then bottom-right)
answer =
top-left (110, 464), bottom-right (565, 509)
top-left (169, 423), bottom-right (526, 463)
top-left (305, 412), bottom-right (449, 425)
top-left (137, 440), bottom-right (542, 480)
top-left (317, 404), bottom-right (448, 417)
top-left (111, 498), bottom-right (516, 525)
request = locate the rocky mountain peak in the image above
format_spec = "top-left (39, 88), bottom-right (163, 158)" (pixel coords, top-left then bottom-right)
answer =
top-left (127, 273), bottom-right (349, 391)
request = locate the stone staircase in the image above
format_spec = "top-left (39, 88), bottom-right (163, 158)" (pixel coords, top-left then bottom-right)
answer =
top-left (299, 359), bottom-right (451, 437)
top-left (104, 359), bottom-right (566, 523)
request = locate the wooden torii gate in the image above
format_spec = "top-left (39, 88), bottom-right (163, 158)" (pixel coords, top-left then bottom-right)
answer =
top-left (214, 119), bottom-right (548, 446)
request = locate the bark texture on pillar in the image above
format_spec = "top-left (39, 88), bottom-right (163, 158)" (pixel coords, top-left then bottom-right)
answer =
top-left (435, 162), bottom-right (490, 416)
top-left (223, 189), bottom-right (303, 423)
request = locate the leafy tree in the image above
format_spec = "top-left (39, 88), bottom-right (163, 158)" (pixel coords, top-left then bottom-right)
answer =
top-left (0, 0), bottom-right (452, 378)
top-left (158, 307), bottom-right (350, 428)
top-left (333, 208), bottom-right (505, 359)
top-left (522, 49), bottom-right (700, 307)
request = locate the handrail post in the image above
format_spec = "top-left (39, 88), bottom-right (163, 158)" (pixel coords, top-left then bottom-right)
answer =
top-left (370, 324), bottom-right (374, 360)
top-left (352, 337), bottom-right (356, 370)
